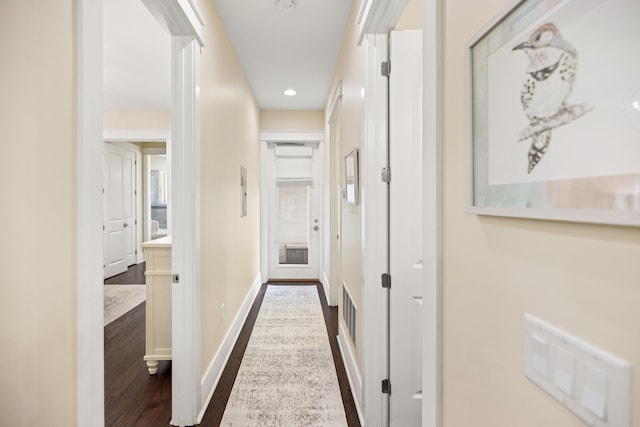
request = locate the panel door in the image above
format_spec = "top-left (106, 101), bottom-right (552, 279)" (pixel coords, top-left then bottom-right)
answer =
top-left (389, 29), bottom-right (423, 427)
top-left (104, 143), bottom-right (136, 278)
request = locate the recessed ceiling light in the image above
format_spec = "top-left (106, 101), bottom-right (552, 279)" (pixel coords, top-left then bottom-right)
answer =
top-left (284, 89), bottom-right (296, 96)
top-left (278, 0), bottom-right (294, 13)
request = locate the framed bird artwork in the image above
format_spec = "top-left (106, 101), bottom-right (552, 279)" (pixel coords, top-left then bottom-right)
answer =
top-left (466, 0), bottom-right (640, 227)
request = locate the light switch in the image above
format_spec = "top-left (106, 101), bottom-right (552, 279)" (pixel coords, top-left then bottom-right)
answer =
top-left (553, 346), bottom-right (576, 396)
top-left (525, 314), bottom-right (630, 427)
top-left (582, 362), bottom-right (608, 420)
top-left (531, 334), bottom-right (549, 379)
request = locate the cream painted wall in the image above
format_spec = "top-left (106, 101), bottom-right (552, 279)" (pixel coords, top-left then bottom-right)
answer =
top-left (396, 0), bottom-right (422, 30)
top-left (325, 0), bottom-right (364, 368)
top-left (260, 110), bottom-right (324, 131)
top-left (196, 0), bottom-right (261, 376)
top-left (442, 1), bottom-right (640, 426)
top-left (0, 1), bottom-right (77, 425)
top-left (104, 109), bottom-right (171, 129)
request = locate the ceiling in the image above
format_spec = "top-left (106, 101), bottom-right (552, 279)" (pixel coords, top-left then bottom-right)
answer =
top-left (103, 0), bottom-right (352, 111)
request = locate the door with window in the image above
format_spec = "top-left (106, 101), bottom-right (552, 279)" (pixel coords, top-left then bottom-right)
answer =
top-left (267, 144), bottom-right (320, 280)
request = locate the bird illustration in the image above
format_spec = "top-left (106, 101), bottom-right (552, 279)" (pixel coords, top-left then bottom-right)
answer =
top-left (513, 22), bottom-right (579, 173)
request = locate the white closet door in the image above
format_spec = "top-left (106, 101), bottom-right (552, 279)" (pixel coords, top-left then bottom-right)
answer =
top-left (104, 143), bottom-right (136, 278)
top-left (389, 29), bottom-right (424, 427)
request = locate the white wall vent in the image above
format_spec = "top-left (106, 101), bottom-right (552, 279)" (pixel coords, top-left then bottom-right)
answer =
top-left (342, 283), bottom-right (357, 347)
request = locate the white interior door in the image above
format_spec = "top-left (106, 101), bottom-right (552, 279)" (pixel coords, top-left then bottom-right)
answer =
top-left (268, 144), bottom-right (320, 280)
top-left (389, 29), bottom-right (423, 426)
top-left (104, 142), bottom-right (137, 278)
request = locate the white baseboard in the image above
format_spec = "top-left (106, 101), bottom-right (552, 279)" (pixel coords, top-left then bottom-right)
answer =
top-left (136, 253), bottom-right (145, 264)
top-left (197, 273), bottom-right (263, 422)
top-left (338, 322), bottom-right (364, 425)
top-left (321, 271), bottom-right (331, 305)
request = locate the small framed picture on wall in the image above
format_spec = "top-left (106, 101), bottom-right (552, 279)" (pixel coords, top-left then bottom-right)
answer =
top-left (345, 148), bottom-right (359, 205)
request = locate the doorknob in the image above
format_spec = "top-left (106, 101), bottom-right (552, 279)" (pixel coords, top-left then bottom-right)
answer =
top-left (124, 222), bottom-right (129, 228)
top-left (313, 225), bottom-right (319, 231)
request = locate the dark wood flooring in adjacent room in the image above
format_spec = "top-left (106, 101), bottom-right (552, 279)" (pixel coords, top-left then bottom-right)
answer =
top-left (104, 262), bottom-right (146, 285)
top-left (105, 281), bottom-right (360, 427)
top-left (104, 301), bottom-right (172, 426)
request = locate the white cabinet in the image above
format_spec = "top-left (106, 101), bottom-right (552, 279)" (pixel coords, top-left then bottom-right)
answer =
top-left (141, 236), bottom-right (172, 374)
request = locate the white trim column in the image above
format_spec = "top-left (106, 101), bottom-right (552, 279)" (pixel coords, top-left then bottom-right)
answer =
top-left (422, 0), bottom-right (443, 426)
top-left (77, 0), bottom-right (105, 425)
top-left (171, 35), bottom-right (202, 426)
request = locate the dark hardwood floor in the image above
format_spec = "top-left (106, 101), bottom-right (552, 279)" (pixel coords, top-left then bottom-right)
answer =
top-left (105, 281), bottom-right (360, 427)
top-left (104, 262), bottom-right (146, 285)
top-left (104, 301), bottom-right (172, 426)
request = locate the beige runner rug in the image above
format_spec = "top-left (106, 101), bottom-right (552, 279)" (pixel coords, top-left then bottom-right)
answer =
top-left (221, 285), bottom-right (348, 426)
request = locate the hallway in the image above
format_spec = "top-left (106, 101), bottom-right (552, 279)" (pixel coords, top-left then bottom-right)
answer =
top-left (105, 281), bottom-right (360, 426)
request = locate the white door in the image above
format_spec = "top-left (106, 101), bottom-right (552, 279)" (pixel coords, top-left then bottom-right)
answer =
top-left (268, 144), bottom-right (321, 280)
top-left (329, 103), bottom-right (342, 305)
top-left (389, 29), bottom-right (423, 426)
top-left (104, 142), bottom-right (137, 278)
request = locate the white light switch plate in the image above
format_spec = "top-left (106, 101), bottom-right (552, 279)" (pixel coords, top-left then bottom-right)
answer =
top-left (553, 346), bottom-right (576, 397)
top-left (524, 314), bottom-right (631, 427)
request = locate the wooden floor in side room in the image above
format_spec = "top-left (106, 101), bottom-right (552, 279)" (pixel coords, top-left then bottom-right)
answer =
top-left (104, 262), bottom-right (146, 285)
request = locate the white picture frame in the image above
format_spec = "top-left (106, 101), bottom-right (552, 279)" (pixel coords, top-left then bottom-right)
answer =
top-left (345, 148), bottom-right (359, 205)
top-left (466, 0), bottom-right (640, 226)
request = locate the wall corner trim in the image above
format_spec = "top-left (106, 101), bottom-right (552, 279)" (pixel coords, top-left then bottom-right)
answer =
top-left (198, 274), bottom-right (263, 423)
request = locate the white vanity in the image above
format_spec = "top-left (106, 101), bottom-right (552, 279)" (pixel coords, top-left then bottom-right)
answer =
top-left (141, 236), bottom-right (172, 375)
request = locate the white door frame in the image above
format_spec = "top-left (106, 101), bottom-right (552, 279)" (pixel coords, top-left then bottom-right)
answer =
top-left (359, 0), bottom-right (443, 426)
top-left (76, 1), bottom-right (204, 425)
top-left (421, 1), bottom-right (443, 425)
top-left (260, 132), bottom-right (325, 285)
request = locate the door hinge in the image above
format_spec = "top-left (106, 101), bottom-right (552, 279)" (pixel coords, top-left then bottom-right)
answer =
top-left (102, 225), bottom-right (105, 231)
top-left (382, 379), bottom-right (391, 394)
top-left (381, 167), bottom-right (391, 183)
top-left (382, 273), bottom-right (391, 289)
top-left (135, 249), bottom-right (138, 255)
top-left (381, 60), bottom-right (391, 77)
top-left (172, 274), bottom-right (180, 284)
